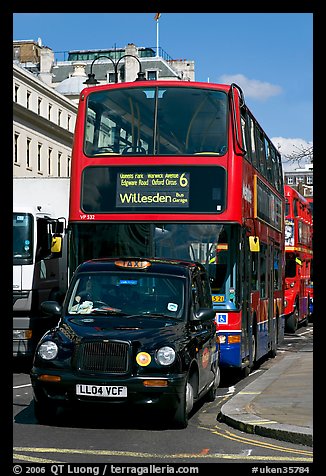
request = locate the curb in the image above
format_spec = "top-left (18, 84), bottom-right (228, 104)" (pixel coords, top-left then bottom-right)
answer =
top-left (219, 354), bottom-right (313, 447)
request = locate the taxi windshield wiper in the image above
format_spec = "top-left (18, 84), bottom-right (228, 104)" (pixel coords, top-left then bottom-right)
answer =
top-left (139, 312), bottom-right (180, 320)
top-left (89, 309), bottom-right (128, 316)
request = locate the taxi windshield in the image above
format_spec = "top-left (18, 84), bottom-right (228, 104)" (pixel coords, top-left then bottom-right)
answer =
top-left (67, 271), bottom-right (185, 320)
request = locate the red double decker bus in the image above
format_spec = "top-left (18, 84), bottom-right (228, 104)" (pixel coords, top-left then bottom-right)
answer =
top-left (68, 80), bottom-right (285, 376)
top-left (284, 185), bottom-right (313, 332)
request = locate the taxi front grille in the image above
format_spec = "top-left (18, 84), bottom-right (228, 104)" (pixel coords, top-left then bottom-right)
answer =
top-left (76, 340), bottom-right (130, 374)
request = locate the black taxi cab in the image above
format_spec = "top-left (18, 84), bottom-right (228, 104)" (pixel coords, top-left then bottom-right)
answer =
top-left (30, 258), bottom-right (220, 428)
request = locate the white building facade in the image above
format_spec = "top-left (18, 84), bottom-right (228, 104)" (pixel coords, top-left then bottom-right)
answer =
top-left (13, 63), bottom-right (77, 178)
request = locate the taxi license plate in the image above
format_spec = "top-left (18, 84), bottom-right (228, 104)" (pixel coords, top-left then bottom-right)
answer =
top-left (76, 384), bottom-right (127, 397)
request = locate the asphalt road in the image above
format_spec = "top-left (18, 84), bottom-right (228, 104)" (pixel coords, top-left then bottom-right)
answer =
top-left (11, 324), bottom-right (313, 469)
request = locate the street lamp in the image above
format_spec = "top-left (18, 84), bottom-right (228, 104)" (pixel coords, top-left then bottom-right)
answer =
top-left (83, 54), bottom-right (146, 85)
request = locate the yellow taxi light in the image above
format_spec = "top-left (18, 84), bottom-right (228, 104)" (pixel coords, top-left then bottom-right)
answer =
top-left (143, 379), bottom-right (168, 387)
top-left (228, 335), bottom-right (241, 344)
top-left (115, 259), bottom-right (151, 269)
top-left (38, 374), bottom-right (61, 382)
top-left (136, 352), bottom-right (152, 366)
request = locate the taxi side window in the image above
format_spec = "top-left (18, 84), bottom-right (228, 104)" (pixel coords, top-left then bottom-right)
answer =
top-left (192, 273), bottom-right (209, 312)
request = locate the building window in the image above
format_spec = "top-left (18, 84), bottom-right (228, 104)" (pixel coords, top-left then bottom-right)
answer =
top-left (306, 175), bottom-right (313, 185)
top-left (14, 84), bottom-right (19, 102)
top-left (147, 70), bottom-right (157, 80)
top-left (13, 46), bottom-right (20, 61)
top-left (287, 176), bottom-right (294, 185)
top-left (67, 156), bottom-right (71, 177)
top-left (48, 148), bottom-right (53, 175)
top-left (296, 176), bottom-right (304, 185)
top-left (48, 104), bottom-right (52, 120)
top-left (14, 133), bottom-right (19, 164)
top-left (67, 115), bottom-right (71, 131)
top-left (37, 143), bottom-right (42, 173)
top-left (108, 72), bottom-right (116, 83)
top-left (26, 138), bottom-right (31, 168)
top-left (58, 109), bottom-right (62, 126)
top-left (38, 98), bottom-right (42, 115)
top-left (58, 152), bottom-right (62, 177)
top-left (27, 91), bottom-right (31, 109)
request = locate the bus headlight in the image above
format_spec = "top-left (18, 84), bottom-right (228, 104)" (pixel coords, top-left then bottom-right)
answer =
top-left (38, 341), bottom-right (58, 360)
top-left (156, 346), bottom-right (175, 366)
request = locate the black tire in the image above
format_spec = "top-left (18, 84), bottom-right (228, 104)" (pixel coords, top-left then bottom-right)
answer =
top-left (269, 318), bottom-right (278, 358)
top-left (33, 398), bottom-right (58, 425)
top-left (286, 307), bottom-right (299, 333)
top-left (173, 378), bottom-right (194, 429)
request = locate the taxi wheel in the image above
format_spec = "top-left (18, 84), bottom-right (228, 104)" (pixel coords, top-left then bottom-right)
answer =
top-left (206, 363), bottom-right (221, 402)
top-left (33, 398), bottom-right (58, 425)
top-left (173, 379), bottom-right (194, 429)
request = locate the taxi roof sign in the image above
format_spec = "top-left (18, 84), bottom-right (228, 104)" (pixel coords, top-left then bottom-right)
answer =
top-left (115, 259), bottom-right (152, 269)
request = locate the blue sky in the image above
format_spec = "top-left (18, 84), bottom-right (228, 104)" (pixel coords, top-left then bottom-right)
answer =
top-left (13, 13), bottom-right (313, 169)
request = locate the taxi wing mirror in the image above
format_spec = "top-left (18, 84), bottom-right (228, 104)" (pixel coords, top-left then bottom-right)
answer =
top-left (193, 308), bottom-right (216, 322)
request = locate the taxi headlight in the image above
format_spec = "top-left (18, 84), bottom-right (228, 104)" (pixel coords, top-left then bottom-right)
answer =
top-left (156, 346), bottom-right (175, 366)
top-left (38, 341), bottom-right (58, 360)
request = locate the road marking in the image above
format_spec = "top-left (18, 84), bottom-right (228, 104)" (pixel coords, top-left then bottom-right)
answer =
top-left (13, 383), bottom-right (32, 389)
top-left (198, 424), bottom-right (313, 456)
top-left (13, 446), bottom-right (313, 462)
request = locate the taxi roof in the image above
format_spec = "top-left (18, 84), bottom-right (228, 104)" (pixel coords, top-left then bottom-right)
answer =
top-left (74, 257), bottom-right (204, 278)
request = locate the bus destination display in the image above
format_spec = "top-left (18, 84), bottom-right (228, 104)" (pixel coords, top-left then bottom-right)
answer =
top-left (116, 172), bottom-right (190, 208)
top-left (82, 165), bottom-right (226, 214)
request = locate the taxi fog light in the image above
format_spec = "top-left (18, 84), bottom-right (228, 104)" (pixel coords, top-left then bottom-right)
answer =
top-left (38, 374), bottom-right (61, 382)
top-left (156, 346), bottom-right (175, 366)
top-left (38, 341), bottom-right (58, 360)
top-left (136, 352), bottom-right (151, 366)
top-left (143, 379), bottom-right (168, 387)
top-left (13, 329), bottom-right (32, 340)
top-left (228, 335), bottom-right (241, 344)
top-left (218, 334), bottom-right (226, 344)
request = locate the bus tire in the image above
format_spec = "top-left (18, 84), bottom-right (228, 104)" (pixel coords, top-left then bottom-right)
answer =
top-left (286, 307), bottom-right (299, 333)
top-left (270, 317), bottom-right (278, 358)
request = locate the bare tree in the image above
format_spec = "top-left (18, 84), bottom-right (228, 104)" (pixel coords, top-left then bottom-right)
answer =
top-left (282, 144), bottom-right (313, 168)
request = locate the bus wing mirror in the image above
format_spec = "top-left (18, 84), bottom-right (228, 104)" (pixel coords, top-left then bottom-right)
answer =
top-left (51, 236), bottom-right (62, 253)
top-left (249, 236), bottom-right (260, 252)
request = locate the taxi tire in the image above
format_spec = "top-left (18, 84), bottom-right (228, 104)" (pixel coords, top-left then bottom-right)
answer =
top-left (33, 397), bottom-right (58, 425)
top-left (173, 379), bottom-right (194, 429)
top-left (206, 364), bottom-right (221, 402)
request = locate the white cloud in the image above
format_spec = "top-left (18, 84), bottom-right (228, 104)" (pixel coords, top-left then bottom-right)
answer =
top-left (271, 137), bottom-right (313, 172)
top-left (218, 74), bottom-right (282, 101)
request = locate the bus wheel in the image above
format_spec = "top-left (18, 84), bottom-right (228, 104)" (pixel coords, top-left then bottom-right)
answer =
top-left (173, 377), bottom-right (194, 429)
top-left (286, 307), bottom-right (299, 333)
top-left (270, 318), bottom-right (278, 358)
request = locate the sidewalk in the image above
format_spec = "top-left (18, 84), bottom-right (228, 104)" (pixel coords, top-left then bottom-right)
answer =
top-left (219, 350), bottom-right (313, 447)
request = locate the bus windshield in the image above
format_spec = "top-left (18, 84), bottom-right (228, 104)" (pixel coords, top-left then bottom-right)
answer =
top-left (13, 213), bottom-right (33, 263)
top-left (84, 86), bottom-right (228, 156)
top-left (69, 223), bottom-right (240, 310)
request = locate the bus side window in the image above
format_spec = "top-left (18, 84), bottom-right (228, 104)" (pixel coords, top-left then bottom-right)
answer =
top-left (255, 127), bottom-right (267, 177)
top-left (249, 116), bottom-right (258, 169)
